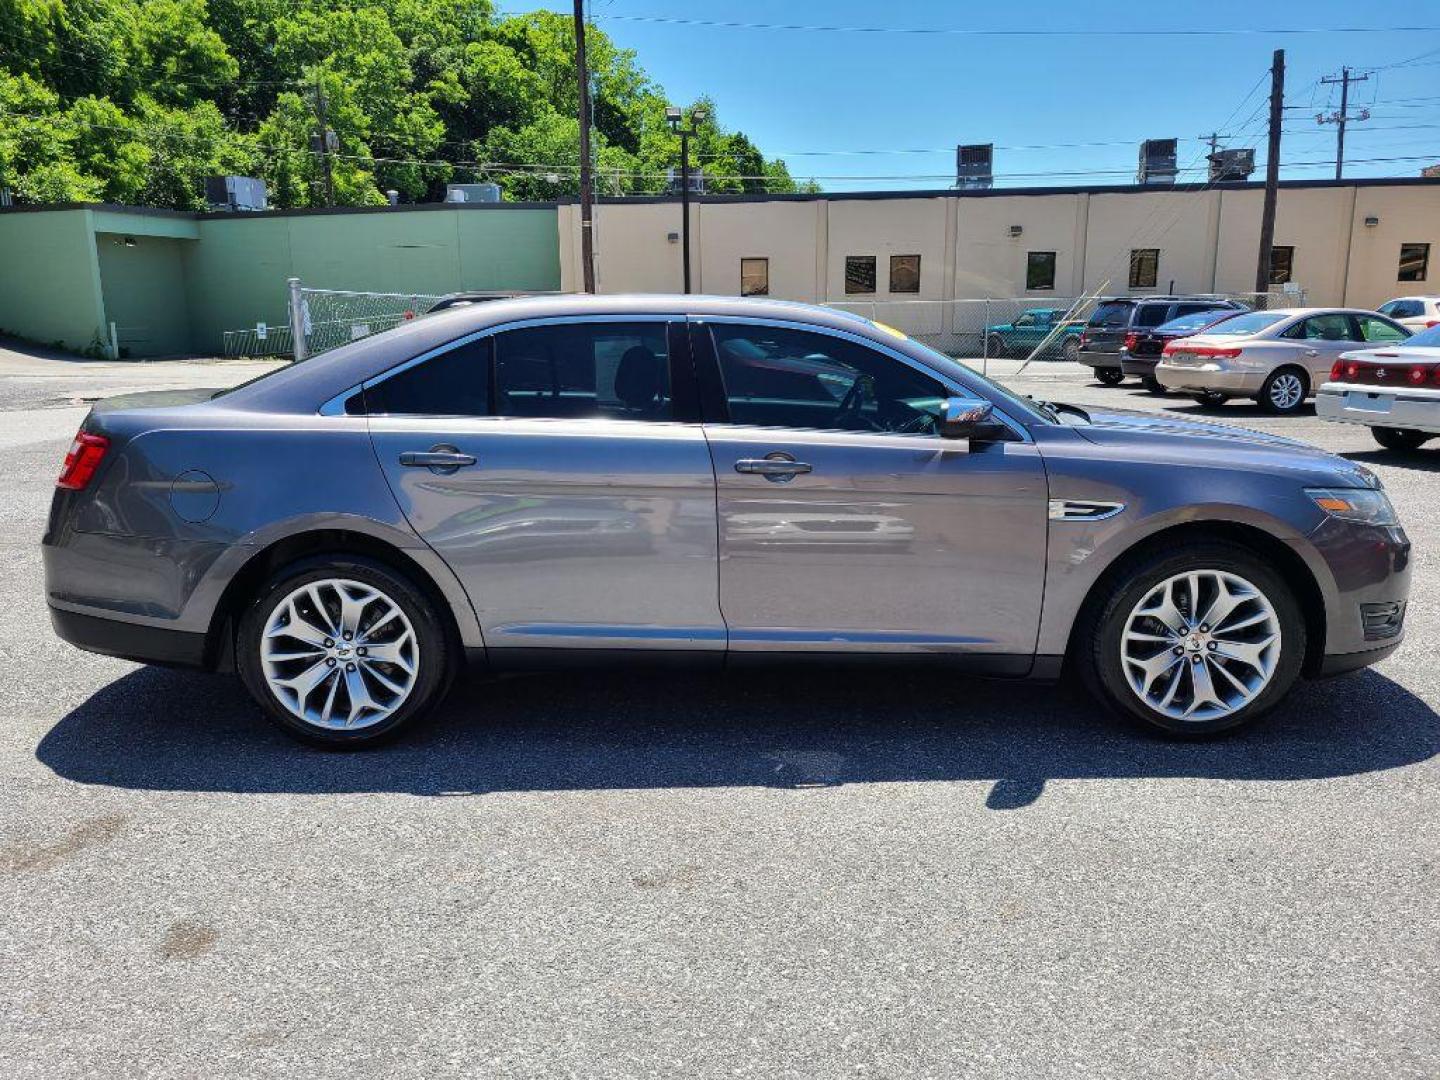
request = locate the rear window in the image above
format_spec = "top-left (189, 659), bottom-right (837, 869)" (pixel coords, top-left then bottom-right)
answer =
top-left (1202, 312), bottom-right (1288, 337)
top-left (1088, 302), bottom-right (1133, 328)
top-left (1157, 310), bottom-right (1235, 334)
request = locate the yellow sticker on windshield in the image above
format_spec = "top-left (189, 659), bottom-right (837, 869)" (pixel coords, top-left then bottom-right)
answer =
top-left (871, 320), bottom-right (908, 340)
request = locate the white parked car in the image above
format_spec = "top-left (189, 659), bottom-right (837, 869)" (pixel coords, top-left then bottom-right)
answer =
top-left (1316, 322), bottom-right (1440, 451)
top-left (1377, 296), bottom-right (1440, 332)
top-left (1154, 308), bottom-right (1411, 414)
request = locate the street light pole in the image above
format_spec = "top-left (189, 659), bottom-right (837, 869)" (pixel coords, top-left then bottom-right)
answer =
top-left (667, 106), bottom-right (706, 295)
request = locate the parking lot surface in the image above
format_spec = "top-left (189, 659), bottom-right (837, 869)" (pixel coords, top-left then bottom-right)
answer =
top-left (2, 347), bottom-right (1436, 1078)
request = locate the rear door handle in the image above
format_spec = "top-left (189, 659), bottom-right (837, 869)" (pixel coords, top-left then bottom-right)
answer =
top-left (398, 446), bottom-right (476, 472)
top-left (735, 456), bottom-right (812, 482)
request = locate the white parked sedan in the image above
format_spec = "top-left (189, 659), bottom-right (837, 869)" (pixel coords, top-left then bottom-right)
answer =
top-left (1155, 308), bottom-right (1412, 414)
top-left (1377, 296), bottom-right (1440, 332)
top-left (1317, 322), bottom-right (1440, 451)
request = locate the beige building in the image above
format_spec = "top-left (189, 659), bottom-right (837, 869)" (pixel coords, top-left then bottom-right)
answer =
top-left (558, 177), bottom-right (1440, 312)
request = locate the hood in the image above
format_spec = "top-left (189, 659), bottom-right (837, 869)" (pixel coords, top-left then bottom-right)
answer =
top-left (1070, 405), bottom-right (1379, 487)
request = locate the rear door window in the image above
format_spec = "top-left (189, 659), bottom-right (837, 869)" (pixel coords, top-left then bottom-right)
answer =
top-left (1133, 304), bottom-right (1174, 328)
top-left (494, 322), bottom-right (673, 420)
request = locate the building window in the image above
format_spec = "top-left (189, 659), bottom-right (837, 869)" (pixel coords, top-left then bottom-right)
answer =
top-left (1399, 243), bottom-right (1430, 282)
top-left (740, 257), bottom-right (769, 296)
top-left (1270, 246), bottom-right (1295, 285)
top-left (845, 255), bottom-right (877, 294)
top-left (1128, 248), bottom-right (1159, 289)
top-left (889, 254), bottom-right (921, 293)
top-left (1026, 251), bottom-right (1057, 291)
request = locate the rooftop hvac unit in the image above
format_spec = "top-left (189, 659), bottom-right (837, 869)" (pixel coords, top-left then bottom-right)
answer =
top-left (955, 144), bottom-right (994, 190)
top-left (444, 183), bottom-right (502, 204)
top-left (665, 167), bottom-right (706, 194)
top-left (1208, 148), bottom-right (1256, 183)
top-left (205, 175), bottom-right (267, 212)
top-left (1137, 139), bottom-right (1178, 186)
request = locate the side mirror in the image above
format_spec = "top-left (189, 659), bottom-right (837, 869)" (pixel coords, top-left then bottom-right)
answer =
top-left (938, 398), bottom-right (1005, 441)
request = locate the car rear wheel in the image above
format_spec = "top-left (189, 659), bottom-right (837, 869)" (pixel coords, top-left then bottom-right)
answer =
top-left (1372, 426), bottom-right (1430, 452)
top-left (1077, 542), bottom-right (1306, 737)
top-left (1258, 367), bottom-right (1309, 415)
top-left (1096, 368), bottom-right (1125, 386)
top-left (237, 555), bottom-right (452, 748)
top-left (1191, 390), bottom-right (1228, 406)
top-left (1142, 376), bottom-right (1164, 393)
top-left (1062, 337), bottom-right (1081, 364)
top-left (985, 333), bottom-right (1008, 359)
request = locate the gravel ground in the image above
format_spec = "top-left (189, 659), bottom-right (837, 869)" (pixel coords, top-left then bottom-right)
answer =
top-left (1, 346), bottom-right (1436, 1079)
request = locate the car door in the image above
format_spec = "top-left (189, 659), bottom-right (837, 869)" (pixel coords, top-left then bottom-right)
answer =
top-left (1280, 313), bottom-right (1362, 383)
top-left (364, 317), bottom-right (725, 655)
top-left (691, 317), bottom-right (1048, 668)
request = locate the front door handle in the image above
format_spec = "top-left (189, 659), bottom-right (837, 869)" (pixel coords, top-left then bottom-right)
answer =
top-left (398, 445), bottom-right (476, 473)
top-left (1304, 348), bottom-right (1319, 357)
top-left (735, 456), bottom-right (813, 482)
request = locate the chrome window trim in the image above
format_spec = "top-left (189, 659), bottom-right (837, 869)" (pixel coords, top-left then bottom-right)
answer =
top-left (692, 313), bottom-right (1032, 443)
top-left (318, 313), bottom-right (682, 417)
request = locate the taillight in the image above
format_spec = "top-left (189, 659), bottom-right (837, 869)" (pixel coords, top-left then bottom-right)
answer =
top-left (1425, 320), bottom-right (1440, 329)
top-left (1330, 360), bottom-right (1344, 382)
top-left (1079, 331), bottom-right (1089, 347)
top-left (1333, 359), bottom-right (1440, 386)
top-left (1123, 332), bottom-right (1138, 351)
top-left (56, 431), bottom-right (109, 490)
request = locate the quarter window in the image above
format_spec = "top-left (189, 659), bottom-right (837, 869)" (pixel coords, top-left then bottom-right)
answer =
top-left (1399, 243), bottom-right (1430, 282)
top-left (1026, 251), bottom-right (1057, 291)
top-left (845, 255), bottom-right (877, 294)
top-left (740, 257), bottom-right (769, 296)
top-left (1270, 245), bottom-right (1295, 285)
top-left (889, 254), bottom-right (921, 293)
top-left (1129, 248), bottom-right (1159, 289)
top-left (710, 324), bottom-right (949, 434)
top-left (364, 337), bottom-right (492, 416)
top-left (493, 322), bottom-right (672, 420)
top-left (1133, 303), bottom-right (1172, 328)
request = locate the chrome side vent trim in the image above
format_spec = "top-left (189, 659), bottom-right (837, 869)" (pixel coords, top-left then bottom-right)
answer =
top-left (1048, 499), bottom-right (1125, 522)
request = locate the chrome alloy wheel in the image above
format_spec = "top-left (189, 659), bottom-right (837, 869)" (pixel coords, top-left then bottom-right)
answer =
top-left (260, 578), bottom-right (419, 730)
top-left (1120, 570), bottom-right (1281, 723)
top-left (1268, 371), bottom-right (1305, 411)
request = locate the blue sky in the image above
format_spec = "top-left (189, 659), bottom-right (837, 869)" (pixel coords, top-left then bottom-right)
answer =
top-left (505, 0), bottom-right (1440, 191)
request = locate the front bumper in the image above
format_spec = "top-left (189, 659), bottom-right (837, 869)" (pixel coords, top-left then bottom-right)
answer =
top-left (1316, 383), bottom-right (1440, 435)
top-left (1155, 361), bottom-right (1265, 395)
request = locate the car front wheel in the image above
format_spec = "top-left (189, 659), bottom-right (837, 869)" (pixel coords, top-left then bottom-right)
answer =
top-left (1372, 426), bottom-right (1430, 451)
top-left (985, 333), bottom-right (1008, 359)
top-left (237, 555), bottom-right (452, 747)
top-left (1077, 542), bottom-right (1306, 736)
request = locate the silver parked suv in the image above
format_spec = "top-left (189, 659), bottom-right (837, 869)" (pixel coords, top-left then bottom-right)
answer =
top-left (44, 295), bottom-right (1411, 746)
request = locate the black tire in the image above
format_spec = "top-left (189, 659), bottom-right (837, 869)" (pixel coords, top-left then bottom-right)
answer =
top-left (1257, 366), bottom-right (1309, 415)
top-left (237, 554), bottom-right (453, 748)
top-left (985, 333), bottom-right (1009, 359)
top-left (1096, 368), bottom-right (1125, 386)
top-left (1062, 337), bottom-right (1081, 364)
top-left (1372, 426), bottom-right (1430, 452)
top-left (1141, 375), bottom-right (1164, 394)
top-left (1075, 541), bottom-right (1307, 737)
top-left (1191, 390), bottom-right (1228, 407)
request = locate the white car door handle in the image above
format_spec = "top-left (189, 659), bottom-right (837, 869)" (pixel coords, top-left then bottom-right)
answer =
top-left (735, 457), bottom-right (813, 481)
top-left (1303, 348), bottom-right (1319, 357)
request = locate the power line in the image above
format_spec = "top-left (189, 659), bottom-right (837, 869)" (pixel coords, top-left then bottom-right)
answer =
top-left (600, 13), bottom-right (1438, 37)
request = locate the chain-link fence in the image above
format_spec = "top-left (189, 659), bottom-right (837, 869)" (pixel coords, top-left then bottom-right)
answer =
top-left (828, 287), bottom-right (1306, 364)
top-left (295, 287), bottom-right (443, 358)
top-left (221, 323), bottom-right (294, 358)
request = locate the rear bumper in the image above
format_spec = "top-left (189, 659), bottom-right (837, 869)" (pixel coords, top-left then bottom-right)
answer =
top-left (1077, 348), bottom-right (1121, 371)
top-left (1155, 362), bottom-right (1265, 395)
top-left (49, 604), bottom-right (209, 668)
top-left (1316, 384), bottom-right (1440, 434)
top-left (1120, 354), bottom-right (1161, 377)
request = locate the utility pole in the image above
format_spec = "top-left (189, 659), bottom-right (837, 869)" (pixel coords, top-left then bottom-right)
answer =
top-left (1255, 49), bottom-right (1285, 294)
top-left (1318, 67), bottom-right (1371, 180)
top-left (667, 106), bottom-right (706, 294)
top-left (573, 0), bottom-right (596, 293)
top-left (311, 78), bottom-right (336, 207)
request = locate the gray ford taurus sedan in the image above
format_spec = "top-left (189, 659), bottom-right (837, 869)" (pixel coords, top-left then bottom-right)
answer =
top-left (44, 295), bottom-right (1411, 746)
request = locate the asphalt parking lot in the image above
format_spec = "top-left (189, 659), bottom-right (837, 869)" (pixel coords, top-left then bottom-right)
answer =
top-left (1, 344), bottom-right (1437, 1079)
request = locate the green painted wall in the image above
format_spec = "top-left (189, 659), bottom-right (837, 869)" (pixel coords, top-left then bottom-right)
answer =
top-left (0, 210), bottom-right (108, 353)
top-left (95, 233), bottom-right (194, 357)
top-left (186, 207), bottom-right (561, 351)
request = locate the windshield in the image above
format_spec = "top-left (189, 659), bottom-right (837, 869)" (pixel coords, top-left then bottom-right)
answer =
top-left (1158, 310), bottom-right (1237, 334)
top-left (1199, 311), bottom-right (1287, 337)
top-left (1405, 323), bottom-right (1440, 348)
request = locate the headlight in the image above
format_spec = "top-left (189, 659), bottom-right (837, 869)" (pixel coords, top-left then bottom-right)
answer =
top-left (1307, 487), bottom-right (1399, 526)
